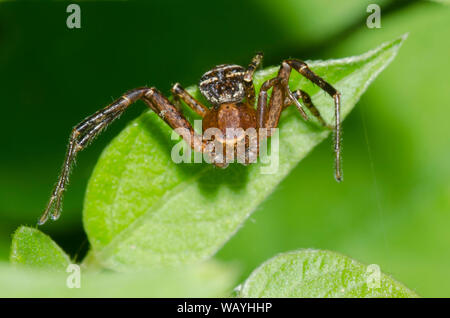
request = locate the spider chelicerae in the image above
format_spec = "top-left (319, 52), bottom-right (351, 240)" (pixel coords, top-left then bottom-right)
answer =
top-left (38, 52), bottom-right (341, 225)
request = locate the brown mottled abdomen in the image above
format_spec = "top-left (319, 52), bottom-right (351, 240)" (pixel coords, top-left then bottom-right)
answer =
top-left (202, 102), bottom-right (258, 166)
top-left (202, 102), bottom-right (257, 135)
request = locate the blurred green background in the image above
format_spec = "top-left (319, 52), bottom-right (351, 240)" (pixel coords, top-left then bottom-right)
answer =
top-left (0, 0), bottom-right (449, 297)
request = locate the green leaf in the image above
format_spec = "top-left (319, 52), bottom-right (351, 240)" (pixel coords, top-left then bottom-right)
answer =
top-left (0, 261), bottom-right (237, 297)
top-left (239, 249), bottom-right (419, 298)
top-left (10, 226), bottom-right (71, 271)
top-left (83, 35), bottom-right (406, 271)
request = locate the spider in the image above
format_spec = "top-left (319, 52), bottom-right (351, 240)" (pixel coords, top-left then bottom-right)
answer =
top-left (38, 52), bottom-right (341, 225)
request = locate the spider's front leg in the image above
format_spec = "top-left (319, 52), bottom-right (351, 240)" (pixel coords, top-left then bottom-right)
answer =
top-left (142, 88), bottom-right (206, 152)
top-left (39, 87), bottom-right (204, 225)
top-left (39, 88), bottom-right (150, 225)
top-left (144, 89), bottom-right (230, 167)
top-left (280, 60), bottom-right (342, 181)
top-left (284, 89), bottom-right (332, 129)
top-left (256, 77), bottom-right (283, 130)
top-left (244, 52), bottom-right (264, 106)
top-left (257, 60), bottom-right (342, 181)
top-left (257, 78), bottom-right (330, 129)
top-left (171, 83), bottom-right (208, 117)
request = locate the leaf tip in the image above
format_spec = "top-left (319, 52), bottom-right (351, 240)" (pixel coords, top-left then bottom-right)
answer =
top-left (396, 32), bottom-right (409, 48)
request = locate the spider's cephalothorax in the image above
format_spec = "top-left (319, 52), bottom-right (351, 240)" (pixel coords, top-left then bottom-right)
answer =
top-left (199, 64), bottom-right (246, 106)
top-left (38, 52), bottom-right (341, 225)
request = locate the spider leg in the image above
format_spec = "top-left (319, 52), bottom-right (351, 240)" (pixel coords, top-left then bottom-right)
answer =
top-left (143, 89), bottom-right (222, 165)
top-left (171, 83), bottom-right (209, 117)
top-left (39, 86), bottom-right (210, 225)
top-left (143, 88), bottom-right (202, 150)
top-left (259, 62), bottom-right (292, 133)
top-left (256, 77), bottom-right (280, 129)
top-left (38, 88), bottom-right (153, 225)
top-left (244, 52), bottom-right (264, 106)
top-left (281, 59), bottom-right (342, 182)
top-left (284, 89), bottom-right (332, 129)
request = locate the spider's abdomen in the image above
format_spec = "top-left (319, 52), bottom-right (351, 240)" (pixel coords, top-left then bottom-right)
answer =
top-left (203, 102), bottom-right (258, 167)
top-left (202, 102), bottom-right (256, 137)
top-left (199, 64), bottom-right (246, 105)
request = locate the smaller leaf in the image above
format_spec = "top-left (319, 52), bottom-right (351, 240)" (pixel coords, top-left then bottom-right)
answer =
top-left (10, 226), bottom-right (71, 271)
top-left (239, 249), bottom-right (419, 298)
top-left (0, 261), bottom-right (237, 297)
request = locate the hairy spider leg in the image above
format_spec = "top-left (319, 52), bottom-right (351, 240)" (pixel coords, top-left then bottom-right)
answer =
top-left (243, 52), bottom-right (264, 106)
top-left (256, 77), bottom-right (281, 130)
top-left (285, 89), bottom-right (331, 129)
top-left (39, 88), bottom-right (151, 225)
top-left (142, 88), bottom-right (206, 153)
top-left (258, 79), bottom-right (329, 130)
top-left (144, 89), bottom-right (228, 166)
top-left (259, 63), bottom-right (291, 133)
top-left (171, 83), bottom-right (208, 117)
top-left (39, 87), bottom-right (206, 225)
top-left (280, 60), bottom-right (342, 182)
top-left (255, 60), bottom-right (341, 181)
